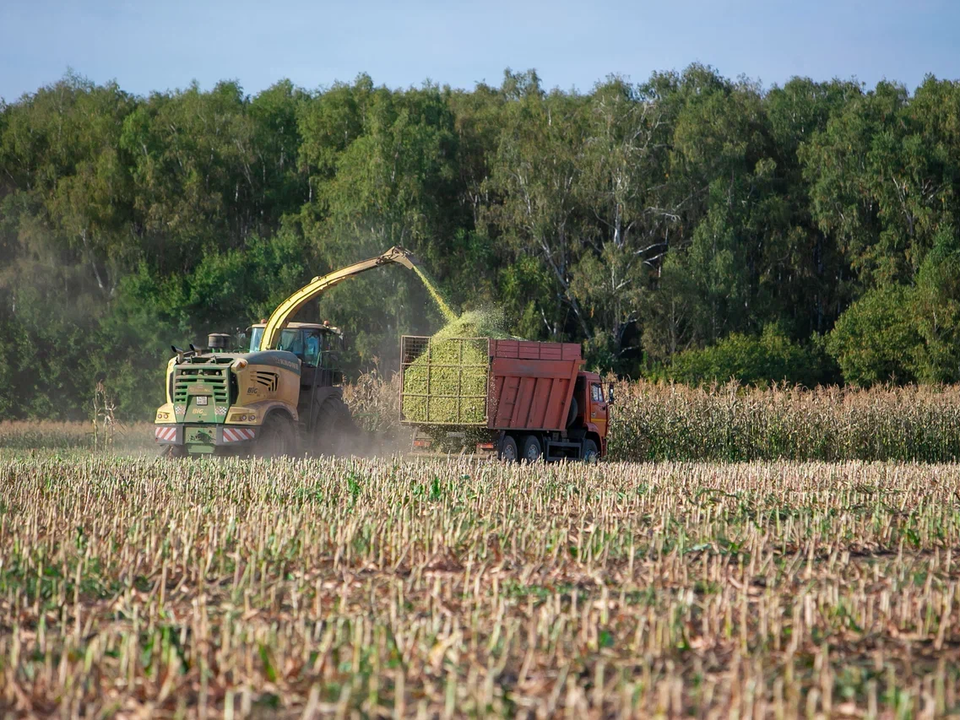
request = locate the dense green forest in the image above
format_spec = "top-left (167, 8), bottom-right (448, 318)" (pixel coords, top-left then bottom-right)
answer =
top-left (2, 66), bottom-right (960, 420)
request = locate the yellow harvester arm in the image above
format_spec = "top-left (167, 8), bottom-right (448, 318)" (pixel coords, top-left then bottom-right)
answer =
top-left (260, 246), bottom-right (421, 351)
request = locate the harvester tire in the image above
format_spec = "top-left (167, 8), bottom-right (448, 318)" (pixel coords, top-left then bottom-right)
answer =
top-left (255, 413), bottom-right (297, 457)
top-left (313, 395), bottom-right (359, 456)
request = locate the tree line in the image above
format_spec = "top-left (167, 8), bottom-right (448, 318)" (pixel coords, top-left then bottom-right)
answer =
top-left (2, 66), bottom-right (959, 419)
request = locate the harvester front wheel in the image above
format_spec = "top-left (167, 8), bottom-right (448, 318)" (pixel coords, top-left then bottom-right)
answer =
top-left (255, 414), bottom-right (297, 457)
top-left (160, 444), bottom-right (186, 459)
top-left (313, 395), bottom-right (360, 456)
top-left (498, 434), bottom-right (518, 462)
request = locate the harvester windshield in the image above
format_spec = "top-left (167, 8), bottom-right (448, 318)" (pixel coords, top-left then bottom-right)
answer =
top-left (249, 327), bottom-right (309, 354)
top-left (275, 330), bottom-right (304, 357)
top-left (249, 326), bottom-right (337, 368)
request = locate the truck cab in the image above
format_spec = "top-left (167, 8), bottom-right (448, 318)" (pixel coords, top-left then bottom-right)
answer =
top-left (571, 371), bottom-right (611, 459)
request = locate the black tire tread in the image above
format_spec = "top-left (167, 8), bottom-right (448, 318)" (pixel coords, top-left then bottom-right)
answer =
top-left (255, 413), bottom-right (297, 457)
top-left (499, 434), bottom-right (519, 462)
top-left (522, 434), bottom-right (543, 462)
top-left (313, 395), bottom-right (359, 456)
top-left (582, 438), bottom-right (599, 462)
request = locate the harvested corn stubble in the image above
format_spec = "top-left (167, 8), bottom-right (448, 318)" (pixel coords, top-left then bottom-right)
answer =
top-left (402, 310), bottom-right (510, 424)
top-left (7, 454), bottom-right (960, 717)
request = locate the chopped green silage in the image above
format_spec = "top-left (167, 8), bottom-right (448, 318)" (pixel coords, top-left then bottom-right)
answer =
top-left (402, 310), bottom-right (510, 425)
top-left (412, 265), bottom-right (457, 323)
top-left (428, 309), bottom-right (510, 343)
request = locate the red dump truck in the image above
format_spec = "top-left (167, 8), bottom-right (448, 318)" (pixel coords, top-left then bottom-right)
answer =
top-left (399, 336), bottom-right (612, 461)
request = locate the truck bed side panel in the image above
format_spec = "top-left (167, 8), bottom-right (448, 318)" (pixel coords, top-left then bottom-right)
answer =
top-left (488, 339), bottom-right (582, 432)
top-left (489, 341), bottom-right (582, 431)
top-left (492, 339), bottom-right (581, 362)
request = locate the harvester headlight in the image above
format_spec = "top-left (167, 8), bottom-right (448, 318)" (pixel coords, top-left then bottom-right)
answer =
top-left (231, 358), bottom-right (248, 371)
top-left (157, 412), bottom-right (170, 420)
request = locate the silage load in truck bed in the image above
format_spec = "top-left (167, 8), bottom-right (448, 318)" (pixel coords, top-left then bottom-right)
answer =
top-left (401, 310), bottom-right (510, 425)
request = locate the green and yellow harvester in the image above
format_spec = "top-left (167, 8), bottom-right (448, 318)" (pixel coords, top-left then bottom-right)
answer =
top-left (154, 247), bottom-right (421, 456)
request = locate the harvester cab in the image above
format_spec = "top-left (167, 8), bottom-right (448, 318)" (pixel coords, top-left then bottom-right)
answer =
top-left (249, 322), bottom-right (342, 370)
top-left (155, 246), bottom-right (422, 457)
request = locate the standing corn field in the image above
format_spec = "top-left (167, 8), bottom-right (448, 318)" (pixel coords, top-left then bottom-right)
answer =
top-left (609, 380), bottom-right (960, 462)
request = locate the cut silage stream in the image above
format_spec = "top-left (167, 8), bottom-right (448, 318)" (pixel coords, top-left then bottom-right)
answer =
top-left (412, 265), bottom-right (457, 323)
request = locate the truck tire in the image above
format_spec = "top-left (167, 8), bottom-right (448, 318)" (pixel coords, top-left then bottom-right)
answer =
top-left (314, 395), bottom-right (360, 456)
top-left (522, 434), bottom-right (543, 462)
top-left (582, 438), bottom-right (599, 462)
top-left (255, 413), bottom-right (297, 457)
top-left (498, 434), bottom-right (518, 462)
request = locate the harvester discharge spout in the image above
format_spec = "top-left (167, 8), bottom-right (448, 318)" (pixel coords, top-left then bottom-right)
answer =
top-left (259, 246), bottom-right (423, 351)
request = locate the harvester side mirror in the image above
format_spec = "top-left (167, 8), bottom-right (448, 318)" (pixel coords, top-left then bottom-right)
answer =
top-left (608, 385), bottom-right (615, 404)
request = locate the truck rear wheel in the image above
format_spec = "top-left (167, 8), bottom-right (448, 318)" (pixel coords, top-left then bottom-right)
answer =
top-left (582, 438), bottom-right (598, 462)
top-left (522, 435), bottom-right (543, 462)
top-left (498, 434), bottom-right (518, 462)
top-left (255, 414), bottom-right (297, 457)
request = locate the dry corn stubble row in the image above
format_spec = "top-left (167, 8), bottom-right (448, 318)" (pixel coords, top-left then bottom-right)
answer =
top-left (3, 453), bottom-right (960, 717)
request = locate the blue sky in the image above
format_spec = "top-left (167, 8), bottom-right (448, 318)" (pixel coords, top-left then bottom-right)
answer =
top-left (1, 0), bottom-right (958, 101)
